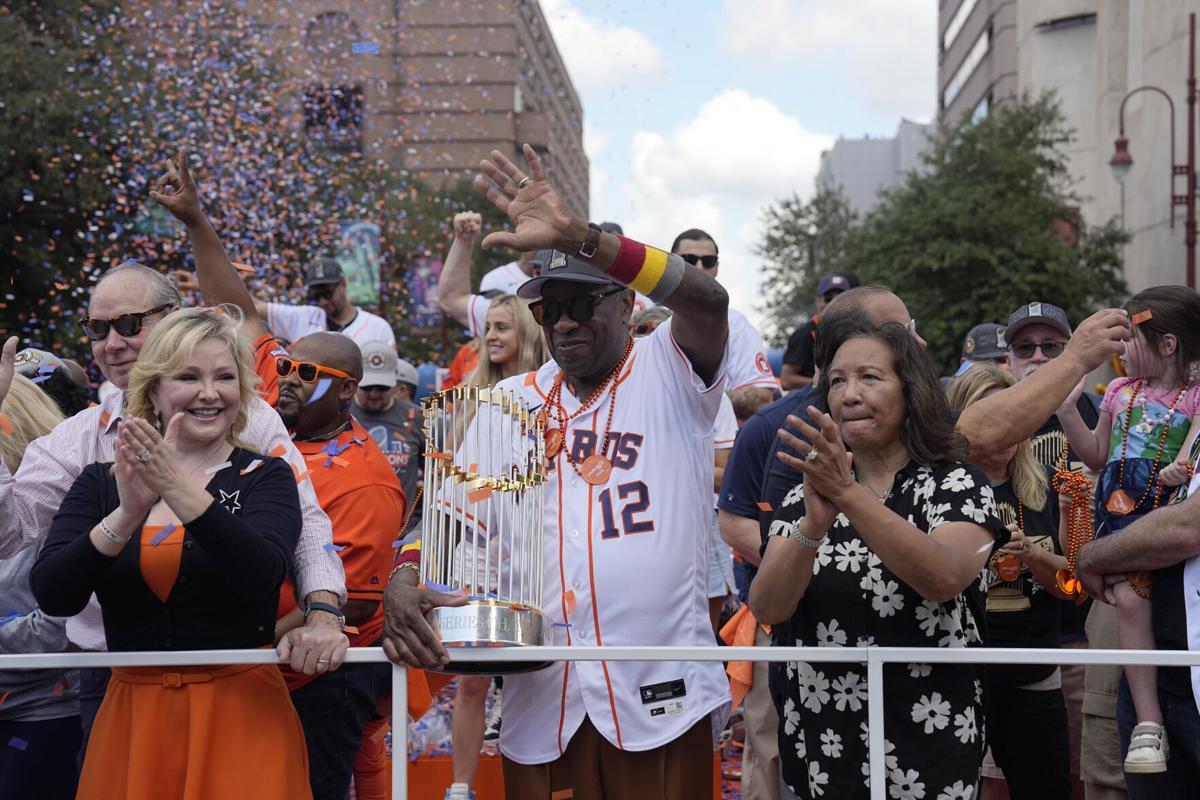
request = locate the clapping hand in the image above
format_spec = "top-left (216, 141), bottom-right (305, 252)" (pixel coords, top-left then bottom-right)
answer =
top-left (119, 414), bottom-right (187, 497)
top-left (0, 336), bottom-right (16, 408)
top-left (114, 421), bottom-right (158, 520)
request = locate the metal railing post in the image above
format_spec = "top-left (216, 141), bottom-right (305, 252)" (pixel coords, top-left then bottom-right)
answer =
top-left (391, 662), bottom-right (409, 800)
top-left (867, 651), bottom-right (886, 800)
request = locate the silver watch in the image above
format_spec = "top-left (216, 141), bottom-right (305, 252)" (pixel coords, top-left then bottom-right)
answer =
top-left (789, 519), bottom-right (826, 550)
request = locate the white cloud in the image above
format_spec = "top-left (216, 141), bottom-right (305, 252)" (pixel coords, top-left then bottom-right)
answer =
top-left (540, 0), bottom-right (666, 86)
top-left (719, 0), bottom-right (935, 118)
top-left (583, 122), bottom-right (611, 212)
top-left (616, 90), bottom-right (834, 328)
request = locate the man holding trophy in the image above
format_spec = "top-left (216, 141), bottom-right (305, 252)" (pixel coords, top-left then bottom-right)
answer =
top-left (382, 144), bottom-right (733, 799)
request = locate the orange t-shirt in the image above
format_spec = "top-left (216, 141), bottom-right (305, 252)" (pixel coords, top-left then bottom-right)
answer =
top-left (440, 340), bottom-right (480, 390)
top-left (251, 333), bottom-right (290, 407)
top-left (278, 420), bottom-right (407, 691)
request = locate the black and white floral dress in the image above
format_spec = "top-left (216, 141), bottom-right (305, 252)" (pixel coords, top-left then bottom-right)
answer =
top-left (768, 460), bottom-right (1008, 800)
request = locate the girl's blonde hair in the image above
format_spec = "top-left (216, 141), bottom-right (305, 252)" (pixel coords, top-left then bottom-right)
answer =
top-left (464, 294), bottom-right (548, 390)
top-left (0, 375), bottom-right (65, 471)
top-left (946, 364), bottom-right (1048, 510)
top-left (124, 305), bottom-right (258, 446)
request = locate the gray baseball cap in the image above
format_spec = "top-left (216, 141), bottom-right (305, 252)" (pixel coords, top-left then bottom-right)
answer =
top-left (961, 323), bottom-right (1007, 360)
top-left (1005, 302), bottom-right (1071, 341)
top-left (360, 342), bottom-right (397, 389)
top-left (305, 257), bottom-right (344, 288)
top-left (395, 358), bottom-right (419, 389)
top-left (516, 250), bottom-right (619, 299)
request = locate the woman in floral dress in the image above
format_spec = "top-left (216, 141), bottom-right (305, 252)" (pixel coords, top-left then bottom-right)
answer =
top-left (750, 314), bottom-right (1007, 799)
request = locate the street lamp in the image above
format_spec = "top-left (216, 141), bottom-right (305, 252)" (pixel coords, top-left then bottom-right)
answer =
top-left (1109, 12), bottom-right (1197, 289)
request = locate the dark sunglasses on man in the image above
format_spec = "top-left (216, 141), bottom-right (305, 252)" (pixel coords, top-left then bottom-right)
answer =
top-left (530, 286), bottom-right (625, 326)
top-left (678, 253), bottom-right (718, 269)
top-left (276, 357), bottom-right (355, 383)
top-left (1009, 340), bottom-right (1067, 359)
top-left (307, 285), bottom-right (337, 302)
top-left (80, 303), bottom-right (175, 341)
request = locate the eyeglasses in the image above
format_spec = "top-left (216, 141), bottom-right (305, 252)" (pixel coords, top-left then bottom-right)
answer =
top-left (1009, 340), bottom-right (1067, 359)
top-left (80, 304), bottom-right (175, 341)
top-left (530, 286), bottom-right (624, 326)
top-left (678, 253), bottom-right (718, 269)
top-left (307, 285), bottom-right (337, 302)
top-left (276, 357), bottom-right (355, 383)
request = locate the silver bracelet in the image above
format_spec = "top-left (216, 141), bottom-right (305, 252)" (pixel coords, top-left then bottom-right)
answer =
top-left (97, 517), bottom-right (129, 545)
top-left (788, 520), bottom-right (826, 550)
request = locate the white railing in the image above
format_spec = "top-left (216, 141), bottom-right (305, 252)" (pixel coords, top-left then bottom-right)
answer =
top-left (3, 645), bottom-right (1199, 800)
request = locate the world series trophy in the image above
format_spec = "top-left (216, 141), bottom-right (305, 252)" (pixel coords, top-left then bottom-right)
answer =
top-left (419, 385), bottom-right (552, 673)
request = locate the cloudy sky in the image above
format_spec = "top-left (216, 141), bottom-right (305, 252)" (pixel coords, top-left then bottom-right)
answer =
top-left (539, 0), bottom-right (938, 330)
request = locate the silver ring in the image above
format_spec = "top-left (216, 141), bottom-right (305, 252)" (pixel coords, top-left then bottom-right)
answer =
top-left (317, 657), bottom-right (330, 664)
top-left (517, 176), bottom-right (532, 189)
top-left (805, 448), bottom-right (819, 462)
top-left (137, 451), bottom-right (153, 462)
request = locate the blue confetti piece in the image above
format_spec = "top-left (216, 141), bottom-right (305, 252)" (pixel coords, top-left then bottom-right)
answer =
top-left (31, 375), bottom-right (51, 384)
top-left (0, 613), bottom-right (20, 626)
top-left (36, 365), bottom-right (57, 374)
top-left (423, 580), bottom-right (454, 593)
top-left (237, 111), bottom-right (262, 126)
top-left (351, 42), bottom-right (381, 54)
top-left (306, 378), bottom-right (332, 405)
top-left (150, 524), bottom-right (177, 546)
top-left (324, 543), bottom-right (346, 552)
top-left (552, 622), bottom-right (572, 629)
top-left (7, 737), bottom-right (27, 751)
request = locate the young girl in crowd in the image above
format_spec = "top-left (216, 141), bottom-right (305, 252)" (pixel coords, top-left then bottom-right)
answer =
top-left (448, 292), bottom-right (547, 800)
top-left (1056, 285), bottom-right (1200, 774)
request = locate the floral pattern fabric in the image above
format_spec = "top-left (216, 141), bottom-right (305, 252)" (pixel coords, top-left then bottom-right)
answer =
top-left (769, 460), bottom-right (1007, 799)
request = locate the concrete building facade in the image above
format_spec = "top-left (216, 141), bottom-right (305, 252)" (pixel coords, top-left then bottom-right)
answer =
top-left (938, 0), bottom-right (1020, 125)
top-left (816, 120), bottom-right (934, 215)
top-left (135, 0), bottom-right (589, 217)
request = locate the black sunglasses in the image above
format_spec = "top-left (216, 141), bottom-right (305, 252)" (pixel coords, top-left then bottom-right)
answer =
top-left (307, 285), bottom-right (337, 301)
top-left (80, 304), bottom-right (175, 341)
top-left (1009, 340), bottom-right (1067, 359)
top-left (678, 253), bottom-right (718, 269)
top-left (530, 287), bottom-right (624, 326)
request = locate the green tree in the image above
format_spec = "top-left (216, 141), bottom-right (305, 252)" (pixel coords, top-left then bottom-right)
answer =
top-left (0, 1), bottom-right (136, 351)
top-left (755, 185), bottom-right (856, 345)
top-left (839, 92), bottom-right (1127, 370)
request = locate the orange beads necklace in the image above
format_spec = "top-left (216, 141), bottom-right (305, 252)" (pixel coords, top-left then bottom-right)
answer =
top-left (1053, 439), bottom-right (1092, 603)
top-left (1105, 379), bottom-right (1187, 516)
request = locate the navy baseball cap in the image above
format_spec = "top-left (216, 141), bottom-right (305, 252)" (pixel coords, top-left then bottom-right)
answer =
top-left (817, 272), bottom-right (858, 296)
top-left (1005, 302), bottom-right (1071, 341)
top-left (516, 250), bottom-right (619, 299)
top-left (962, 323), bottom-right (1007, 360)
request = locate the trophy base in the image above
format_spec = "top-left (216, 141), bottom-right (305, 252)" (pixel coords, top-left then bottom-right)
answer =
top-left (426, 601), bottom-right (552, 675)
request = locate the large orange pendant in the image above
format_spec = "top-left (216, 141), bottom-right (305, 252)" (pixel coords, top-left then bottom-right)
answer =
top-left (581, 454), bottom-right (613, 485)
top-left (1106, 489), bottom-right (1136, 516)
top-left (997, 556), bottom-right (1021, 582)
top-left (544, 428), bottom-right (564, 459)
top-left (1056, 568), bottom-right (1081, 597)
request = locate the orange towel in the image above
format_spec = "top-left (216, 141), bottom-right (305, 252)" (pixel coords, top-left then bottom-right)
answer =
top-left (719, 605), bottom-right (770, 711)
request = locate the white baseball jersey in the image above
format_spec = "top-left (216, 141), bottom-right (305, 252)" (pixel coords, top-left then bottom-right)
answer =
top-left (464, 294), bottom-right (492, 338)
top-left (456, 321), bottom-right (732, 763)
top-left (266, 302), bottom-right (396, 350)
top-left (713, 393), bottom-right (738, 506)
top-left (479, 261), bottom-right (532, 296)
top-left (726, 307), bottom-right (776, 392)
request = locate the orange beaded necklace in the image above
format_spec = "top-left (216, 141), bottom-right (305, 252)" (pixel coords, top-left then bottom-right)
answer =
top-left (1053, 439), bottom-right (1092, 603)
top-left (1105, 379), bottom-right (1187, 516)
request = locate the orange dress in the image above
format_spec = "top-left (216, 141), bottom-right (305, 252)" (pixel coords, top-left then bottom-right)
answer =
top-left (77, 525), bottom-right (312, 800)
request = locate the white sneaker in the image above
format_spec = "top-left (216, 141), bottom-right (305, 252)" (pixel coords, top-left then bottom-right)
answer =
top-left (1124, 722), bottom-right (1169, 774)
top-left (444, 783), bottom-right (476, 800)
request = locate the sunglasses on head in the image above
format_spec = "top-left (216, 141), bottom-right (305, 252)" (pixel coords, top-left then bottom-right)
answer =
top-left (530, 286), bottom-right (624, 326)
top-left (81, 304), bottom-right (175, 341)
top-left (678, 253), bottom-right (718, 269)
top-left (1009, 340), bottom-right (1067, 359)
top-left (276, 357), bottom-right (355, 384)
top-left (307, 285), bottom-right (337, 301)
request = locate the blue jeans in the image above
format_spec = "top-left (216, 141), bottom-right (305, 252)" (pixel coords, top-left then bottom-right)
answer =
top-left (0, 716), bottom-right (81, 799)
top-left (1117, 676), bottom-right (1200, 799)
top-left (290, 661), bottom-right (392, 800)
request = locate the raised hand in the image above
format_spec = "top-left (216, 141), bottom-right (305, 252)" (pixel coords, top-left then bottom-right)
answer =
top-left (0, 336), bottom-right (16, 409)
top-left (473, 143), bottom-right (580, 253)
top-left (1064, 309), bottom-right (1132, 374)
top-left (170, 270), bottom-right (200, 294)
top-left (453, 211), bottom-right (482, 239)
top-left (149, 148), bottom-right (204, 226)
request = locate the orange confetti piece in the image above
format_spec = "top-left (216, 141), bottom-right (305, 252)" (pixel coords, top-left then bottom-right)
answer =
top-left (1132, 310), bottom-right (1153, 325)
top-left (0, 414), bottom-right (12, 436)
top-left (0, 691), bottom-right (10, 707)
top-left (98, 410), bottom-right (111, 429)
top-left (344, 625), bottom-right (359, 635)
top-left (293, 465), bottom-right (311, 483)
top-left (551, 790), bottom-right (575, 800)
top-left (563, 589), bottom-right (576, 615)
top-left (268, 444), bottom-right (287, 458)
top-left (330, 456), bottom-right (349, 468)
top-left (468, 486), bottom-right (493, 504)
top-left (53, 681), bottom-right (66, 697)
top-left (756, 501), bottom-right (773, 512)
top-left (467, 463), bottom-right (478, 473)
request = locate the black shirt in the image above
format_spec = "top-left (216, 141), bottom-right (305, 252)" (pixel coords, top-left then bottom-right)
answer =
top-left (985, 470), bottom-right (1063, 687)
top-left (1152, 435), bottom-right (1200, 700)
top-left (782, 321), bottom-right (817, 377)
top-left (32, 448), bottom-right (301, 652)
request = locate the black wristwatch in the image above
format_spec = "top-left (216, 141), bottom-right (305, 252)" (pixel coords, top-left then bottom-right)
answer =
top-left (578, 222), bottom-right (602, 259)
top-left (304, 600), bottom-right (346, 630)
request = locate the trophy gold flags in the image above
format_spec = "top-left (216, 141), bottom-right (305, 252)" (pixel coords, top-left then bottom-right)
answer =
top-left (419, 385), bottom-right (551, 673)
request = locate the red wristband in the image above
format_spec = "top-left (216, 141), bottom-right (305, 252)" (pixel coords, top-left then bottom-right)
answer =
top-left (608, 235), bottom-right (647, 285)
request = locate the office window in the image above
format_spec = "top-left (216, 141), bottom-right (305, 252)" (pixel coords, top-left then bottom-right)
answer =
top-left (942, 0), bottom-right (979, 51)
top-left (941, 27), bottom-right (990, 110)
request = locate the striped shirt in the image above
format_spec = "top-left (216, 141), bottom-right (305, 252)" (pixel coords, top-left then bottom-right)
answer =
top-left (0, 390), bottom-right (345, 605)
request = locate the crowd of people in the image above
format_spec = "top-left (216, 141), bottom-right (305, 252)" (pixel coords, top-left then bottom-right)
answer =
top-left (1, 137), bottom-right (1199, 800)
